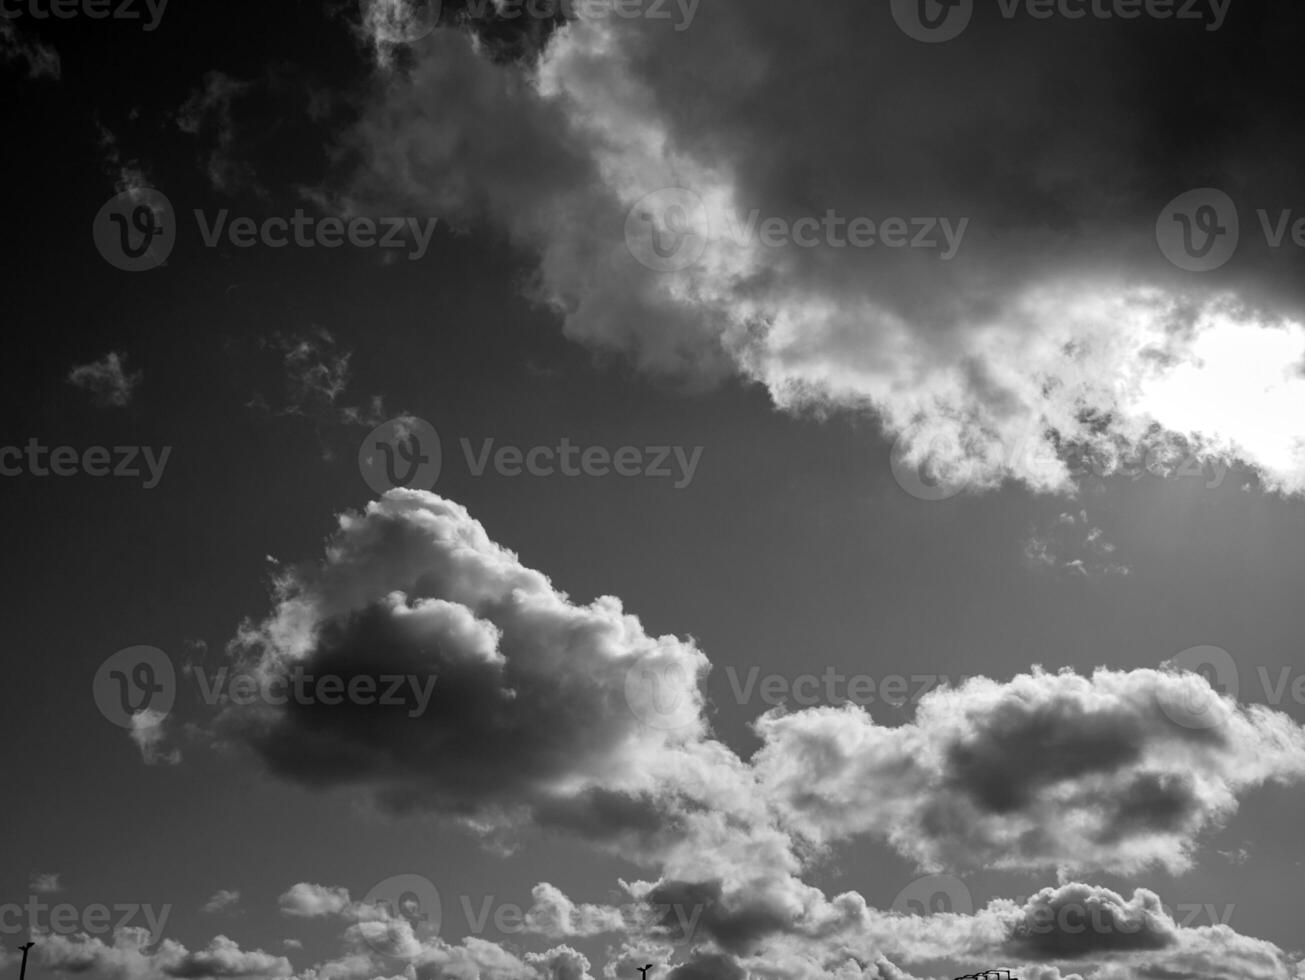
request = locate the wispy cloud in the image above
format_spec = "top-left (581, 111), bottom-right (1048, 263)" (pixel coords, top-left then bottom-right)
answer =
top-left (29, 872), bottom-right (62, 894)
top-left (201, 890), bottom-right (242, 915)
top-left (0, 21), bottom-right (60, 80)
top-left (68, 352), bottom-right (143, 408)
top-left (1024, 510), bottom-right (1131, 578)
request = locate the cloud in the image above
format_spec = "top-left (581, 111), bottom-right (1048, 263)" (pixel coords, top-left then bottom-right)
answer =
top-left (35, 929), bottom-right (291, 980)
top-left (752, 668), bottom-right (1305, 875)
top-left (68, 352), bottom-right (142, 408)
top-left (129, 708), bottom-right (181, 766)
top-left (278, 884), bottom-right (353, 919)
top-left (220, 489), bottom-right (711, 825)
top-left (0, 20), bottom-right (60, 79)
top-left (311, 4), bottom-right (1305, 499)
top-left (247, 330), bottom-right (391, 445)
top-left (176, 72), bottom-right (262, 197)
top-left (1001, 884), bottom-right (1176, 961)
top-left (203, 492), bottom-right (1305, 978)
top-left (29, 872), bottom-right (63, 894)
top-left (1023, 511), bottom-right (1131, 578)
top-left (201, 891), bottom-right (242, 915)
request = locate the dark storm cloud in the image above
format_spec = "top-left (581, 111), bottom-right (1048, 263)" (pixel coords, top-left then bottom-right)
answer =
top-left (329, 0), bottom-right (1305, 494)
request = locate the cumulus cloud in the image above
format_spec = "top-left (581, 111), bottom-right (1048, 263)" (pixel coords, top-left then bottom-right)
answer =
top-left (221, 489), bottom-right (711, 825)
top-left (279, 883), bottom-right (353, 919)
top-left (34, 928), bottom-right (291, 980)
top-left (202, 492), bottom-right (1305, 978)
top-left (753, 668), bottom-right (1305, 875)
top-left (68, 352), bottom-right (142, 408)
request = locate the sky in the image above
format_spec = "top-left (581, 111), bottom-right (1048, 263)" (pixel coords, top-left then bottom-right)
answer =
top-left (3, 1), bottom-right (1305, 979)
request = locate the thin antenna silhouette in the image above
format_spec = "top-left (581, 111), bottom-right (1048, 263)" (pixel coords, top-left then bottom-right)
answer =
top-left (18, 942), bottom-right (35, 980)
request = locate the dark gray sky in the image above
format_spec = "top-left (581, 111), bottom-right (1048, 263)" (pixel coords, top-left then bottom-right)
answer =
top-left (3, 3), bottom-right (1305, 980)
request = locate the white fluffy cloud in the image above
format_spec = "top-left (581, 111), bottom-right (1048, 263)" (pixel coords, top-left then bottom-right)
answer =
top-left (752, 668), bottom-right (1305, 875)
top-left (35, 929), bottom-right (291, 980)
